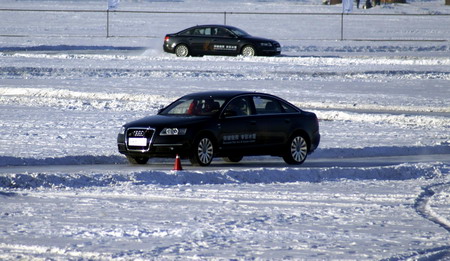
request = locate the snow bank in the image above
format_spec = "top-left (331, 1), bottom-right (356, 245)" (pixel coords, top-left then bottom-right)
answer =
top-left (0, 155), bottom-right (126, 167)
top-left (0, 163), bottom-right (445, 189)
top-left (0, 87), bottom-right (170, 111)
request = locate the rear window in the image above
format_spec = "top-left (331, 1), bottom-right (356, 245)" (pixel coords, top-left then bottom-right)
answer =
top-left (180, 27), bottom-right (212, 36)
top-left (253, 96), bottom-right (298, 114)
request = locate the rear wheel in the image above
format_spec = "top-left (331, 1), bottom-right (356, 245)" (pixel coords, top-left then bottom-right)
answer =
top-left (126, 155), bottom-right (149, 165)
top-left (190, 136), bottom-right (214, 166)
top-left (283, 134), bottom-right (308, 165)
top-left (223, 155), bottom-right (243, 163)
top-left (175, 44), bottom-right (189, 57)
top-left (241, 45), bottom-right (256, 57)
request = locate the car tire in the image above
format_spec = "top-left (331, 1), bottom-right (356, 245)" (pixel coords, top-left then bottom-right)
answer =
top-left (241, 45), bottom-right (256, 57)
top-left (283, 134), bottom-right (308, 165)
top-left (189, 135), bottom-right (214, 166)
top-left (223, 155), bottom-right (243, 163)
top-left (175, 44), bottom-right (189, 57)
top-left (126, 155), bottom-right (149, 165)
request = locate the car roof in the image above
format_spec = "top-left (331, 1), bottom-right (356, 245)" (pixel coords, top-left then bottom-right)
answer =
top-left (185, 90), bottom-right (273, 98)
top-left (184, 90), bottom-right (252, 98)
top-left (182, 90), bottom-right (283, 100)
top-left (182, 24), bottom-right (241, 31)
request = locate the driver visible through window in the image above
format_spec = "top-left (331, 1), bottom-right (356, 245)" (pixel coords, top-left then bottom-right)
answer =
top-left (161, 97), bottom-right (225, 116)
top-left (224, 97), bottom-right (251, 117)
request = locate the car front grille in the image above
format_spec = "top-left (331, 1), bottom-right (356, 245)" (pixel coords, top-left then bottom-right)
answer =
top-left (126, 127), bottom-right (155, 151)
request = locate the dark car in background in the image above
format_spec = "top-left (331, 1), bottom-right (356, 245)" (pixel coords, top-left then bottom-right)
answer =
top-left (117, 91), bottom-right (320, 166)
top-left (163, 25), bottom-right (281, 57)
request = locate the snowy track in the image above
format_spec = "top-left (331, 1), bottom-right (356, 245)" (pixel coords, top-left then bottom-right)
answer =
top-left (1, 0), bottom-right (450, 259)
top-left (0, 166), bottom-right (449, 260)
top-left (1, 48), bottom-right (449, 258)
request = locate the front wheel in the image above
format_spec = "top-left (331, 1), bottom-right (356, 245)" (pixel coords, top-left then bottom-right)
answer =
top-left (283, 135), bottom-right (308, 165)
top-left (175, 44), bottom-right (189, 57)
top-left (241, 45), bottom-right (256, 57)
top-left (189, 136), bottom-right (214, 166)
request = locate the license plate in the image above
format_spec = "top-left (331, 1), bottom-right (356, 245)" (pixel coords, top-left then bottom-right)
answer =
top-left (128, 137), bottom-right (147, 146)
top-left (276, 47), bottom-right (281, 52)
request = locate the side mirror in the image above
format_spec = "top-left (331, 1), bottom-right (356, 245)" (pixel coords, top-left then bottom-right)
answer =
top-left (157, 105), bottom-right (166, 114)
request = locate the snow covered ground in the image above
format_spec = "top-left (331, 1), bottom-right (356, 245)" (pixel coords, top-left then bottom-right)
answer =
top-left (0, 0), bottom-right (449, 260)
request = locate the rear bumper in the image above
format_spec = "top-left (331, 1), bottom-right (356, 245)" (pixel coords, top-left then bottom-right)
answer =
top-left (310, 131), bottom-right (320, 153)
top-left (163, 43), bottom-right (175, 54)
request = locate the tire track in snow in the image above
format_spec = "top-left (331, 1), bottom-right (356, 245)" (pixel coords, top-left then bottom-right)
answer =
top-left (2, 66), bottom-right (450, 81)
top-left (415, 182), bottom-right (450, 233)
top-left (380, 174), bottom-right (450, 261)
top-left (398, 181), bottom-right (450, 260)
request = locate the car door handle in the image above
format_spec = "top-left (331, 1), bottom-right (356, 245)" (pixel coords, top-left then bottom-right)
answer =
top-left (249, 120), bottom-right (256, 125)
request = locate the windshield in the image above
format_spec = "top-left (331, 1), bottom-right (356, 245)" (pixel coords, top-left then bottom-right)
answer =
top-left (160, 97), bottom-right (226, 116)
top-left (229, 27), bottom-right (250, 37)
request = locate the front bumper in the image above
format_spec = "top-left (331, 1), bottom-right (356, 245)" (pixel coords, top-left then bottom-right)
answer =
top-left (117, 130), bottom-right (192, 158)
top-left (118, 142), bottom-right (189, 158)
top-left (257, 45), bottom-right (281, 56)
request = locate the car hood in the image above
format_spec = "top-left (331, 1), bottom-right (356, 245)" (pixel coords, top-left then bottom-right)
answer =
top-left (124, 115), bottom-right (210, 128)
top-left (244, 36), bottom-right (278, 43)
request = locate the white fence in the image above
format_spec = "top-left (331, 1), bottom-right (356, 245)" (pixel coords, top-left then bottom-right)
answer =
top-left (1, 9), bottom-right (449, 41)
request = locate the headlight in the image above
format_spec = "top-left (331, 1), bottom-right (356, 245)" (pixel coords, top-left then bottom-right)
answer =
top-left (260, 42), bottom-right (273, 47)
top-left (119, 126), bottom-right (125, 135)
top-left (160, 128), bottom-right (187, 136)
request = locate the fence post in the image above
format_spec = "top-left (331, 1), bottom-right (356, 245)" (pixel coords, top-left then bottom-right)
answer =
top-left (224, 11), bottom-right (227, 25)
top-left (340, 12), bottom-right (344, 41)
top-left (107, 10), bottom-right (110, 38)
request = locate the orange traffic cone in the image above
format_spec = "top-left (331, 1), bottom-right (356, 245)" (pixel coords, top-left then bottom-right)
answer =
top-left (173, 154), bottom-right (183, 171)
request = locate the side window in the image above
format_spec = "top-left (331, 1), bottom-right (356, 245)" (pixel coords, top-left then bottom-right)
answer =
top-left (188, 28), bottom-right (206, 36)
top-left (180, 29), bottom-right (193, 36)
top-left (224, 97), bottom-right (251, 117)
top-left (204, 27), bottom-right (212, 36)
top-left (181, 27), bottom-right (215, 37)
top-left (194, 28), bottom-right (203, 36)
top-left (195, 98), bottom-right (223, 115)
top-left (253, 96), bottom-right (283, 114)
top-left (216, 28), bottom-right (232, 37)
top-left (281, 102), bottom-right (298, 113)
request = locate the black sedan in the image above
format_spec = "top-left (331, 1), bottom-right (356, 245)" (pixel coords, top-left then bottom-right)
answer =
top-left (117, 91), bottom-right (320, 166)
top-left (163, 25), bottom-right (281, 57)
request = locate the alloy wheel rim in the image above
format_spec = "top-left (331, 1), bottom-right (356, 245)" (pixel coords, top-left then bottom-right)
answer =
top-left (198, 138), bottom-right (213, 164)
top-left (291, 136), bottom-right (307, 162)
top-left (242, 47), bottom-right (255, 56)
top-left (177, 46), bottom-right (188, 57)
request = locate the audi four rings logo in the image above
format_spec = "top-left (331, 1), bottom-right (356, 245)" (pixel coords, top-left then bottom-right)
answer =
top-left (132, 130), bottom-right (145, 137)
